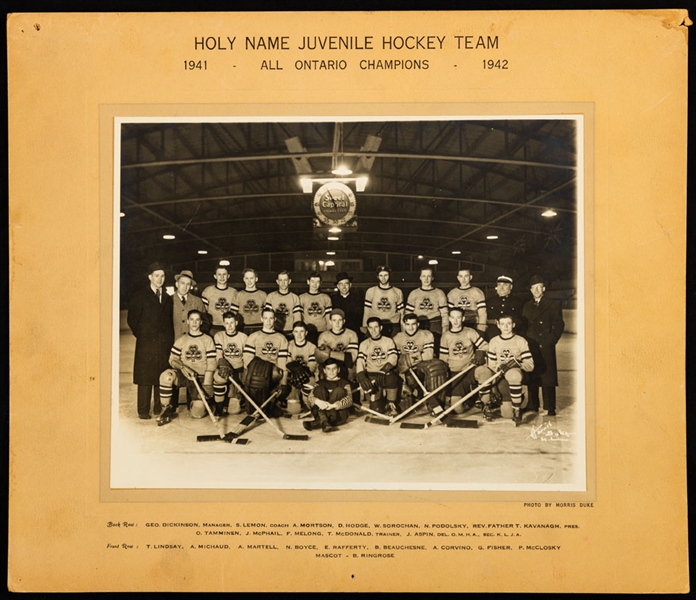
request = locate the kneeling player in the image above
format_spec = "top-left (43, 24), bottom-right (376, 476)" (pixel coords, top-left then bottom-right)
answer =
top-left (303, 358), bottom-right (353, 433)
top-left (158, 310), bottom-right (217, 425)
top-left (212, 311), bottom-right (247, 415)
top-left (355, 317), bottom-right (401, 415)
top-left (439, 306), bottom-right (492, 414)
top-left (482, 314), bottom-right (534, 422)
top-left (286, 321), bottom-right (318, 413)
top-left (393, 312), bottom-right (435, 408)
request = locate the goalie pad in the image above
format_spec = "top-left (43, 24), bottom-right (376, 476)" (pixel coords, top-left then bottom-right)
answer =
top-left (242, 357), bottom-right (276, 392)
top-left (414, 359), bottom-right (449, 393)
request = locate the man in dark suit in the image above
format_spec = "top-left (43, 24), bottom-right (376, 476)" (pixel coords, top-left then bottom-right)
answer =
top-left (127, 262), bottom-right (175, 419)
top-left (522, 274), bottom-right (565, 416)
top-left (330, 272), bottom-right (364, 340)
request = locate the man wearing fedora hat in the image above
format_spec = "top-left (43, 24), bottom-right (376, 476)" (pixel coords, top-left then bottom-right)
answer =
top-left (330, 271), bottom-right (364, 339)
top-left (127, 262), bottom-right (175, 419)
top-left (522, 275), bottom-right (565, 416)
top-left (172, 269), bottom-right (206, 340)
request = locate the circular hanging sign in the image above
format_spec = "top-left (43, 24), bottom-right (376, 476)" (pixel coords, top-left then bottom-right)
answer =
top-left (313, 181), bottom-right (357, 227)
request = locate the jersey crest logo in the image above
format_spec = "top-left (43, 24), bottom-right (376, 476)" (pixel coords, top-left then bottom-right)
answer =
top-left (261, 342), bottom-right (278, 359)
top-left (369, 346), bottom-right (387, 363)
top-left (276, 302), bottom-right (289, 315)
top-left (418, 297), bottom-right (435, 311)
top-left (224, 343), bottom-right (242, 360)
top-left (185, 344), bottom-right (203, 362)
top-left (307, 302), bottom-right (324, 317)
top-left (243, 299), bottom-right (260, 314)
top-left (452, 341), bottom-right (472, 357)
top-left (376, 297), bottom-right (392, 312)
top-left (402, 340), bottom-right (419, 355)
top-left (457, 297), bottom-right (472, 309)
top-left (499, 348), bottom-right (513, 361)
top-left (215, 297), bottom-right (231, 312)
top-left (294, 356), bottom-right (307, 367)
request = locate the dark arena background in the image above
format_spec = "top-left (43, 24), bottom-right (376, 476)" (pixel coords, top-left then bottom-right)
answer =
top-left (114, 117), bottom-right (584, 491)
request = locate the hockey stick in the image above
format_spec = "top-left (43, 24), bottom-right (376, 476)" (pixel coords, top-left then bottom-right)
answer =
top-left (229, 377), bottom-right (309, 441)
top-left (353, 401), bottom-right (393, 425)
top-left (227, 379), bottom-right (280, 438)
top-left (190, 376), bottom-right (250, 444)
top-left (400, 368), bottom-right (505, 430)
top-left (390, 364), bottom-right (476, 426)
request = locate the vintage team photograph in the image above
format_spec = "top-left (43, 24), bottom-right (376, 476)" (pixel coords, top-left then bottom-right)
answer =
top-left (112, 115), bottom-right (586, 491)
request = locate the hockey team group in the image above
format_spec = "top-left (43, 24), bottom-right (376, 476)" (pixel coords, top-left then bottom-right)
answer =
top-left (126, 262), bottom-right (565, 439)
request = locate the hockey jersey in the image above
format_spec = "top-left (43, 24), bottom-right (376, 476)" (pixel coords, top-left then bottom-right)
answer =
top-left (299, 292), bottom-right (332, 333)
top-left (170, 332), bottom-right (217, 376)
top-left (393, 329), bottom-right (435, 372)
top-left (487, 334), bottom-right (534, 372)
top-left (287, 340), bottom-right (318, 373)
top-left (363, 285), bottom-right (404, 326)
top-left (213, 330), bottom-right (248, 370)
top-left (237, 289), bottom-right (267, 327)
top-left (201, 285), bottom-right (239, 326)
top-left (405, 287), bottom-right (448, 321)
top-left (447, 286), bottom-right (487, 327)
top-left (357, 335), bottom-right (398, 373)
top-left (243, 329), bottom-right (289, 368)
top-left (439, 327), bottom-right (488, 372)
top-left (317, 328), bottom-right (359, 365)
top-left (264, 291), bottom-right (302, 332)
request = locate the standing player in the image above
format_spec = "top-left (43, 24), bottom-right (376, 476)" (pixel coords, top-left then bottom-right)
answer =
top-left (362, 265), bottom-right (404, 337)
top-left (522, 275), bottom-right (565, 416)
top-left (242, 307), bottom-right (289, 417)
top-left (393, 313), bottom-right (435, 408)
top-left (439, 307), bottom-right (491, 415)
top-left (237, 268), bottom-right (267, 336)
top-left (157, 309), bottom-right (217, 425)
top-left (482, 314), bottom-right (535, 423)
top-left (486, 275), bottom-right (525, 339)
top-left (299, 271), bottom-right (332, 345)
top-left (212, 311), bottom-right (248, 415)
top-left (264, 270), bottom-right (302, 338)
top-left (404, 267), bottom-right (449, 342)
top-left (447, 268), bottom-right (487, 336)
top-left (355, 317), bottom-right (400, 415)
top-left (330, 272), bottom-right (364, 339)
top-left (201, 266), bottom-right (238, 337)
top-left (316, 308), bottom-right (360, 381)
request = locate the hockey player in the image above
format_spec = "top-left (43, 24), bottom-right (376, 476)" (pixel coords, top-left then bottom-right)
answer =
top-left (242, 307), bottom-right (289, 417)
top-left (201, 266), bottom-right (238, 336)
top-left (404, 267), bottom-right (449, 338)
top-left (264, 270), bottom-right (302, 338)
top-left (482, 314), bottom-right (535, 423)
top-left (486, 275), bottom-right (525, 339)
top-left (302, 358), bottom-right (353, 433)
top-left (299, 271), bottom-right (332, 345)
top-left (212, 311), bottom-right (248, 415)
top-left (157, 309), bottom-right (217, 425)
top-left (236, 268), bottom-right (267, 336)
top-left (362, 265), bottom-right (404, 337)
top-left (447, 268), bottom-right (487, 335)
top-left (316, 308), bottom-right (359, 381)
top-left (393, 312), bottom-right (435, 408)
top-left (439, 306), bottom-right (491, 415)
top-left (522, 275), bottom-right (564, 416)
top-left (355, 316), bottom-right (401, 415)
top-left (286, 321), bottom-right (318, 412)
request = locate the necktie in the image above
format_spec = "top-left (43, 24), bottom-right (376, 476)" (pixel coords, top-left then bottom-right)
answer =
top-left (181, 295), bottom-right (186, 306)
top-left (157, 289), bottom-right (162, 303)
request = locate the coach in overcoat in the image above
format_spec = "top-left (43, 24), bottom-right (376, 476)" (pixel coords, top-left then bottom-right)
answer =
top-left (127, 262), bottom-right (174, 419)
top-left (522, 275), bottom-right (565, 415)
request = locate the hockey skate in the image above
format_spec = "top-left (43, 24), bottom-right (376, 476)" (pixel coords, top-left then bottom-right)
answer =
top-left (156, 404), bottom-right (177, 426)
top-left (513, 407), bottom-right (522, 427)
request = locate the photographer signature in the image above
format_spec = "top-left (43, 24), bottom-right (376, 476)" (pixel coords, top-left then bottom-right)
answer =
top-left (527, 422), bottom-right (572, 442)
